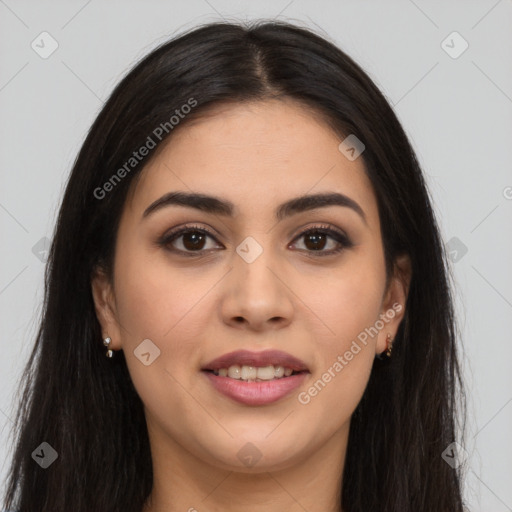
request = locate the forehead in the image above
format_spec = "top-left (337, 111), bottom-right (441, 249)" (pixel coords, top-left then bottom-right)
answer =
top-left (128, 99), bottom-right (379, 225)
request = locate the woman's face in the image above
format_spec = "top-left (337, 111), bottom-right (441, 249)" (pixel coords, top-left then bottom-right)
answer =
top-left (92, 99), bottom-right (409, 474)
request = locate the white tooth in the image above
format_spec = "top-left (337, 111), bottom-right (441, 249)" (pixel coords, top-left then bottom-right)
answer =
top-left (219, 365), bottom-right (295, 380)
top-left (240, 365), bottom-right (257, 380)
top-left (227, 365), bottom-right (241, 379)
top-left (274, 365), bottom-right (285, 378)
top-left (256, 365), bottom-right (276, 380)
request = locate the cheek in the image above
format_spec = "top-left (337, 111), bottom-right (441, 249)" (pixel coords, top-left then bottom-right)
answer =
top-left (111, 245), bottom-right (221, 403)
top-left (111, 250), bottom-right (210, 417)
top-left (113, 240), bottom-right (212, 340)
top-left (294, 249), bottom-right (385, 410)
top-left (300, 249), bottom-right (386, 349)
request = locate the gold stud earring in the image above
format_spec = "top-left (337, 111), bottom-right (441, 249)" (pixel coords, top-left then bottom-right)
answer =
top-left (103, 337), bottom-right (114, 358)
top-left (385, 333), bottom-right (393, 357)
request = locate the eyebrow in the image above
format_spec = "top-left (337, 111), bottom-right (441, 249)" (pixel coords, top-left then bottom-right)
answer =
top-left (142, 191), bottom-right (367, 225)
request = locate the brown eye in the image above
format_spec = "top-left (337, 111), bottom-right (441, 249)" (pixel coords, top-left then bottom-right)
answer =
top-left (179, 230), bottom-right (208, 251)
top-left (289, 225), bottom-right (353, 256)
top-left (159, 225), bottom-right (222, 256)
top-left (302, 231), bottom-right (329, 251)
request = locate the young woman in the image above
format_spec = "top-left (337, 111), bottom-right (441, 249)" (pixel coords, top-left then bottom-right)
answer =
top-left (2, 20), bottom-right (467, 512)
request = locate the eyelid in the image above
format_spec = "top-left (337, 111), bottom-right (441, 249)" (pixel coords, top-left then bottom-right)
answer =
top-left (163, 223), bottom-right (219, 240)
top-left (290, 222), bottom-right (348, 241)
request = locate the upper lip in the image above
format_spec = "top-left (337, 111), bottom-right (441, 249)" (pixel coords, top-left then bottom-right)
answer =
top-left (201, 349), bottom-right (309, 372)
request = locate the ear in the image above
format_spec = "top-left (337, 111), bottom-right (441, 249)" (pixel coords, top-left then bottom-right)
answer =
top-left (376, 253), bottom-right (412, 356)
top-left (91, 265), bottom-right (122, 350)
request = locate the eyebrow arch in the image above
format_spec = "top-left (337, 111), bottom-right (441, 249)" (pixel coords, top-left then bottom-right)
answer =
top-left (142, 191), bottom-right (367, 225)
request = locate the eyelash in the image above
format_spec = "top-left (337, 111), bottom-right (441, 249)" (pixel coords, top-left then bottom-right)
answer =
top-left (157, 223), bottom-right (354, 258)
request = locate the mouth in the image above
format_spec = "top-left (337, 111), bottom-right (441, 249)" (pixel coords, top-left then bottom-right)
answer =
top-left (201, 349), bottom-right (310, 379)
top-left (201, 349), bottom-right (310, 405)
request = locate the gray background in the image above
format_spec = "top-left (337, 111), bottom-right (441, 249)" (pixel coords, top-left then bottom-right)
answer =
top-left (1, 1), bottom-right (511, 510)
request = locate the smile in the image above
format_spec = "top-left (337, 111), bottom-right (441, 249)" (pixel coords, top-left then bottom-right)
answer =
top-left (202, 368), bottom-right (309, 406)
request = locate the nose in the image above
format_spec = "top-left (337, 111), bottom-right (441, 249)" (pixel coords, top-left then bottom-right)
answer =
top-left (220, 248), bottom-right (294, 332)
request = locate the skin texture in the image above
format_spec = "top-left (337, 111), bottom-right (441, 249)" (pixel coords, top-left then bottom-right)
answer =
top-left (92, 98), bottom-right (411, 512)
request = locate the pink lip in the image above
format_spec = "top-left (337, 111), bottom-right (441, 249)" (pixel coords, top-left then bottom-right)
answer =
top-left (201, 349), bottom-right (309, 372)
top-left (203, 371), bottom-right (309, 406)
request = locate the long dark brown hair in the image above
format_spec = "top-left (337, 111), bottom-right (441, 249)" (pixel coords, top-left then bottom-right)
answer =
top-left (2, 19), bottom-right (467, 511)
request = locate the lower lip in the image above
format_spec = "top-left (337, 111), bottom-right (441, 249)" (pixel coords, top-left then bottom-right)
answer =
top-left (202, 371), bottom-right (309, 406)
